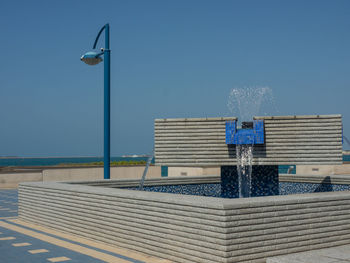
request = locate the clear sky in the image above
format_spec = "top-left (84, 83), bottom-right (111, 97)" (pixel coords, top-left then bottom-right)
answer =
top-left (1, 0), bottom-right (349, 157)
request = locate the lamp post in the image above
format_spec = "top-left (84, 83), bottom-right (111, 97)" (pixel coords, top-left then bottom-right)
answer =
top-left (81, 23), bottom-right (111, 179)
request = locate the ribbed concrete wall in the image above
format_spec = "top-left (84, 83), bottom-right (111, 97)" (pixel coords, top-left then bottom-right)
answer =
top-left (19, 180), bottom-right (350, 263)
top-left (155, 115), bottom-right (343, 166)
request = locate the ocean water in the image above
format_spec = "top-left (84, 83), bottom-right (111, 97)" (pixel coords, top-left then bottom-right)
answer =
top-left (0, 156), bottom-right (150, 167)
top-left (1, 155), bottom-right (349, 167)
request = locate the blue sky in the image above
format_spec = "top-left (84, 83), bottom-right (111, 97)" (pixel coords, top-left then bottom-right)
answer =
top-left (1, 0), bottom-right (349, 157)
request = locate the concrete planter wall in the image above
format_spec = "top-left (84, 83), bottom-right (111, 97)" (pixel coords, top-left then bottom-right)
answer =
top-left (19, 178), bottom-right (350, 263)
top-left (0, 166), bottom-right (162, 189)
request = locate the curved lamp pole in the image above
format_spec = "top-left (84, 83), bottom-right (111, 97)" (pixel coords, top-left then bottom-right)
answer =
top-left (81, 23), bottom-right (111, 179)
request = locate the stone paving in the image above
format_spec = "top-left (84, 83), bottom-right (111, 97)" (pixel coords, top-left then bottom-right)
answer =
top-left (267, 245), bottom-right (350, 263)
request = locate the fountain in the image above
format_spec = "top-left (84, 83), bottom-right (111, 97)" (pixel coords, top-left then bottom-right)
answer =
top-left (18, 112), bottom-right (349, 263)
top-left (227, 86), bottom-right (278, 125)
top-left (236, 144), bottom-right (253, 197)
top-left (225, 87), bottom-right (277, 198)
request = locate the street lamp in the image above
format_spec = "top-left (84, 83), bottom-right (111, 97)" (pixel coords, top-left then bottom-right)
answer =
top-left (81, 23), bottom-right (111, 179)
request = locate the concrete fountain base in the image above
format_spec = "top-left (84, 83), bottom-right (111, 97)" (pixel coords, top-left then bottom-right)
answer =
top-left (18, 176), bottom-right (350, 263)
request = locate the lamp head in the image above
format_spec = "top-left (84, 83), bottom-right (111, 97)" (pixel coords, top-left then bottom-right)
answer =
top-left (80, 51), bottom-right (103, 65)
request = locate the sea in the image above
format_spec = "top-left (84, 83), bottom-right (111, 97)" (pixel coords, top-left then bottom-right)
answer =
top-left (0, 156), bottom-right (150, 167)
top-left (1, 155), bottom-right (349, 170)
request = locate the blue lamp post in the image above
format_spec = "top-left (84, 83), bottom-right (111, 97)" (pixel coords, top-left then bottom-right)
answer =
top-left (81, 23), bottom-right (111, 179)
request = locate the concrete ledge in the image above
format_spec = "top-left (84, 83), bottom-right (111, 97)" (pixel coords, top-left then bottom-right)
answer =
top-left (0, 172), bottom-right (43, 189)
top-left (296, 164), bottom-right (350, 176)
top-left (0, 166), bottom-right (162, 189)
top-left (71, 173), bottom-right (350, 188)
top-left (18, 177), bottom-right (350, 263)
top-left (155, 117), bottom-right (238, 122)
top-left (67, 175), bottom-right (220, 187)
top-left (279, 174), bottom-right (350, 185)
top-left (254, 114), bottom-right (342, 120)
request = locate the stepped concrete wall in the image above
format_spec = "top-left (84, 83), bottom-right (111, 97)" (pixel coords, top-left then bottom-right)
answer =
top-left (19, 178), bottom-right (350, 263)
top-left (155, 114), bottom-right (343, 166)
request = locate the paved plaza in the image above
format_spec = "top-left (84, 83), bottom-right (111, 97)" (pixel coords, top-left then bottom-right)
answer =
top-left (267, 245), bottom-right (350, 263)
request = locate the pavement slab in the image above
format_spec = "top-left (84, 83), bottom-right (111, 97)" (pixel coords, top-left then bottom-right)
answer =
top-left (267, 245), bottom-right (350, 263)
